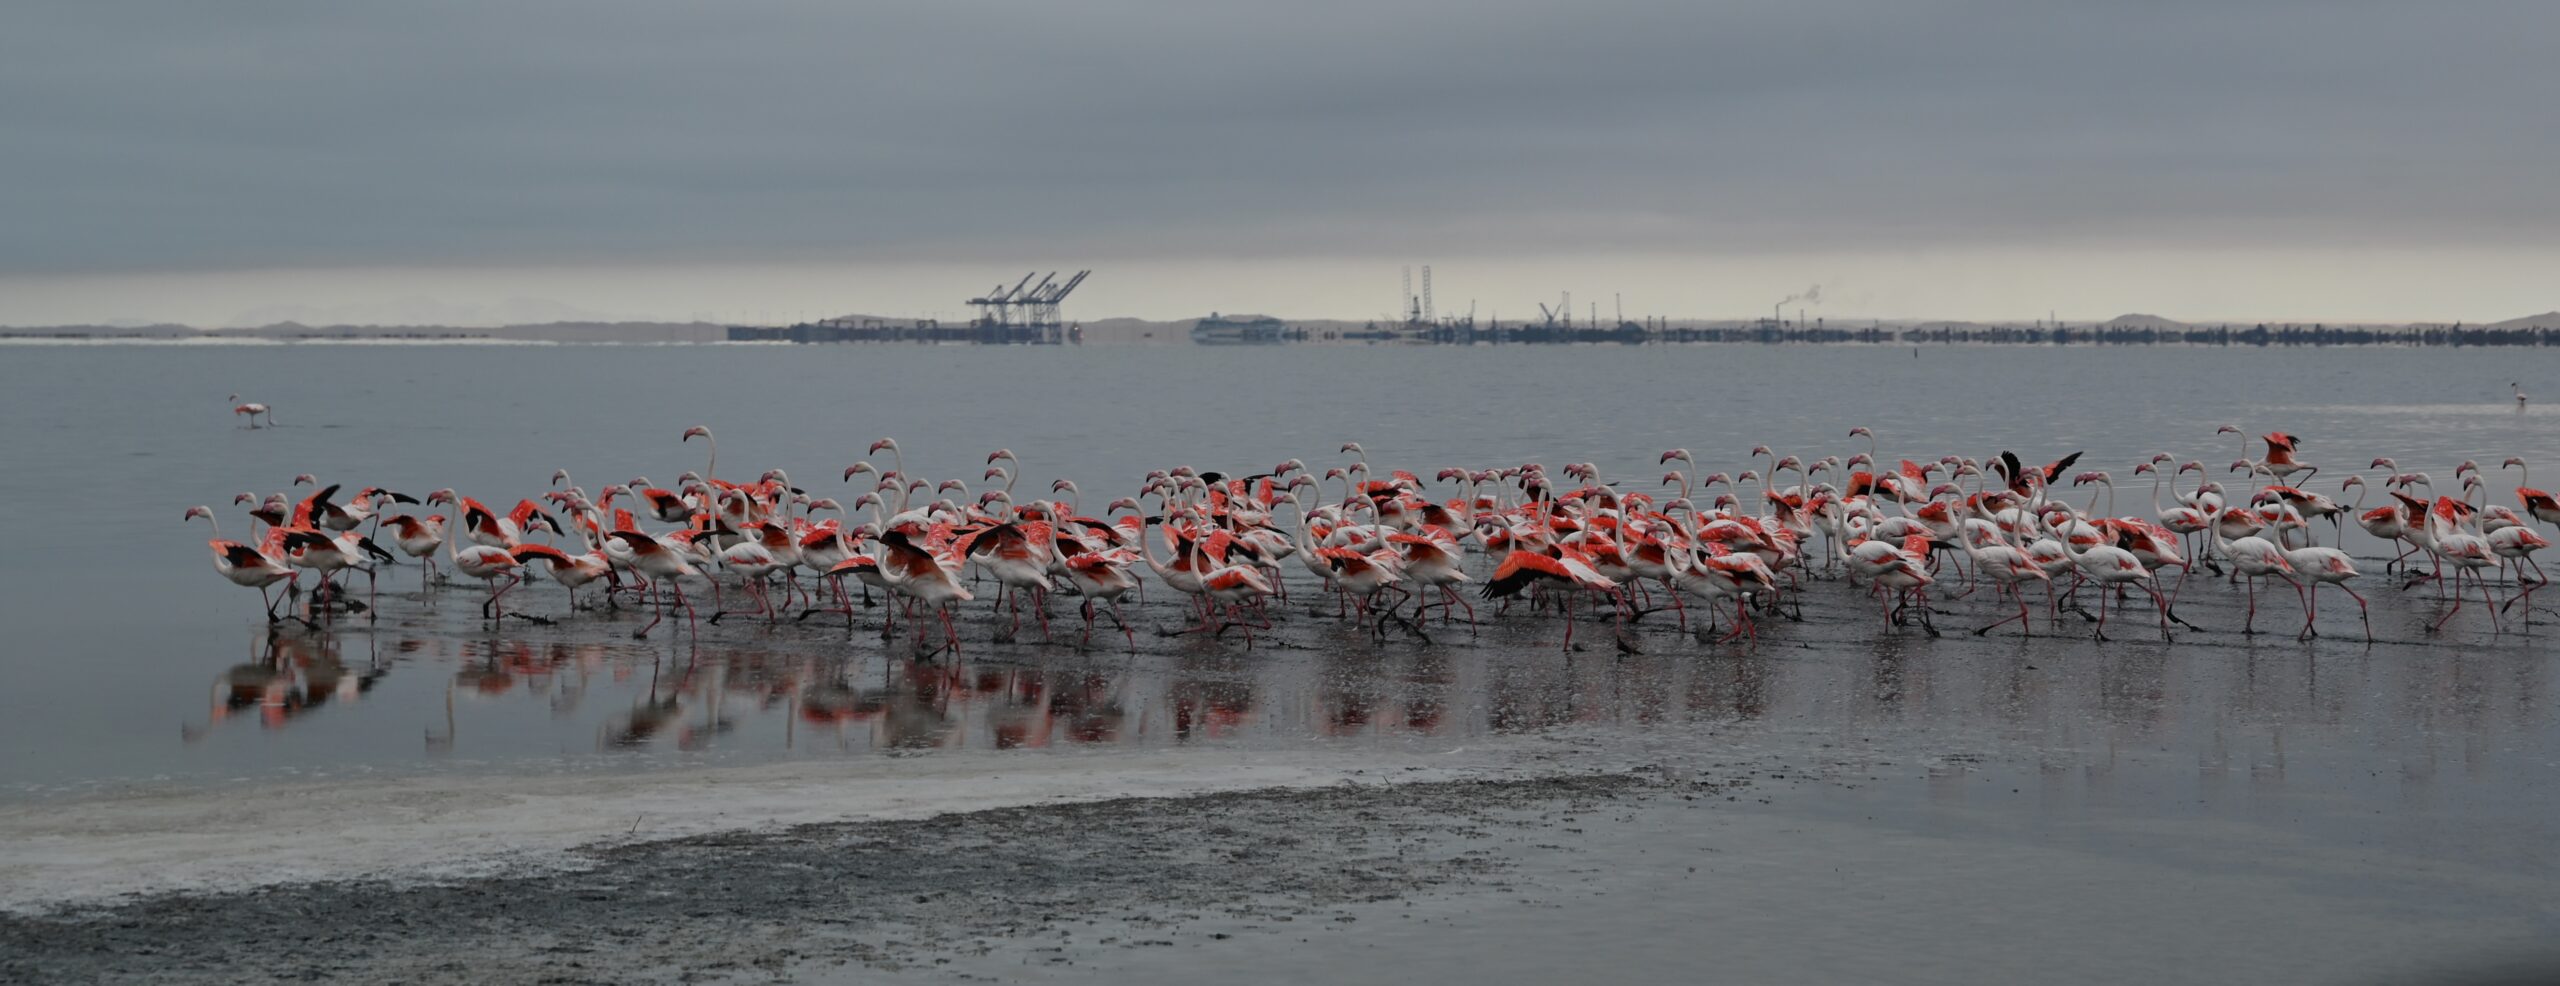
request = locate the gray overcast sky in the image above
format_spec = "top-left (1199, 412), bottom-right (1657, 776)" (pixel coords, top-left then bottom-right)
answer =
top-left (4, 1), bottom-right (2555, 325)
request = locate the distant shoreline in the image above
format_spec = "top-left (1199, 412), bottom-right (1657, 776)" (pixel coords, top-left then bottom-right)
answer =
top-left (3, 313), bottom-right (2554, 346)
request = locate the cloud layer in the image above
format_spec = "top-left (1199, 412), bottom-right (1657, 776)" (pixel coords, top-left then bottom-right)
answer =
top-left (9, 0), bottom-right (2556, 281)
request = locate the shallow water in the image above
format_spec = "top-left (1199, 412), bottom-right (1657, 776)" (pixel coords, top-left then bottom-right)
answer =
top-left (2, 342), bottom-right (2555, 980)
top-left (2, 342), bottom-right (2550, 795)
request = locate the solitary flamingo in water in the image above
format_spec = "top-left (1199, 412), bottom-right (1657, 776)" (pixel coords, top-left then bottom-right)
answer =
top-left (185, 506), bottom-right (302, 624)
top-left (227, 395), bottom-right (274, 428)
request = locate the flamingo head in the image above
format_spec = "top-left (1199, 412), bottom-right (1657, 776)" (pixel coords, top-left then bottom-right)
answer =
top-left (233, 491), bottom-right (257, 505)
top-left (1662, 472), bottom-right (1686, 487)
top-left (2216, 424), bottom-right (2241, 436)
top-left (1845, 453), bottom-right (1873, 469)
top-left (183, 505), bottom-right (213, 522)
top-left (1339, 442), bottom-right (1365, 455)
top-left (548, 469), bottom-right (571, 487)
top-left (2340, 476), bottom-right (2363, 490)
top-left (1660, 448), bottom-right (1692, 465)
top-left (1712, 494), bottom-right (1739, 510)
top-left (936, 479), bottom-right (967, 495)
top-left (1105, 496), bottom-right (1142, 515)
top-left (2151, 452), bottom-right (2175, 464)
top-left (1847, 426), bottom-right (1871, 438)
top-left (291, 474), bottom-right (316, 487)
top-left (2228, 460), bottom-right (2253, 474)
top-left (986, 449), bottom-right (1014, 464)
top-left (1170, 465), bottom-right (1198, 479)
top-left (984, 466), bottom-right (1010, 482)
top-left (979, 490), bottom-right (1010, 506)
top-left (2504, 456), bottom-right (2526, 469)
top-left (868, 438), bottom-right (898, 455)
top-left (681, 426), bottom-right (712, 442)
top-left (850, 492), bottom-right (882, 510)
top-left (1749, 444), bottom-right (1771, 457)
top-left (1776, 456), bottom-right (1804, 471)
top-left (2456, 460), bottom-right (2479, 476)
top-left (1736, 470), bottom-right (1759, 484)
top-left (1436, 468), bottom-right (1467, 483)
top-left (2133, 462), bottom-right (2154, 475)
top-left (677, 471), bottom-right (703, 485)
top-left (1051, 479), bottom-right (1079, 494)
top-left (424, 489), bottom-right (455, 506)
top-left (842, 462), bottom-right (875, 483)
top-left (1927, 483), bottom-right (1962, 500)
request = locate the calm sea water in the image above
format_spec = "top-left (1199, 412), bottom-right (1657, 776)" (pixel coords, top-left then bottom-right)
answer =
top-left (0, 342), bottom-right (2551, 798)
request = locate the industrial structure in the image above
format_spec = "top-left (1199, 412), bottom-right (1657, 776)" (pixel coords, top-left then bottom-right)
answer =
top-left (967, 270), bottom-right (1089, 344)
top-left (728, 270), bottom-right (1089, 344)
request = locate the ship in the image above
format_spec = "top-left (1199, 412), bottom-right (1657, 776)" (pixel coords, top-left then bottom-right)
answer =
top-left (1190, 313), bottom-right (1288, 344)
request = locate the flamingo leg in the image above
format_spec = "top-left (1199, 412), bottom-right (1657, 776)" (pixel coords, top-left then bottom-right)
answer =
top-left (2433, 570), bottom-right (2466, 631)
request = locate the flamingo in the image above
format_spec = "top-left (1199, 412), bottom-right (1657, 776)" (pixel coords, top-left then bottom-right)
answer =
top-left (2423, 494), bottom-right (2502, 633)
top-left (1867, 534), bottom-right (1939, 635)
top-left (2215, 500), bottom-right (2303, 635)
top-left (1481, 545), bottom-right (1619, 650)
top-left (184, 506), bottom-right (301, 624)
top-left (227, 394), bottom-right (274, 428)
top-left (2045, 509), bottom-right (2172, 642)
top-left (2488, 524), bottom-right (2550, 615)
top-left (874, 529), bottom-right (974, 654)
top-left (1060, 550), bottom-right (1141, 649)
top-left (381, 511), bottom-right (448, 587)
top-left (2281, 542), bottom-right (2368, 640)
top-left (2506, 458), bottom-right (2559, 533)
top-left (1964, 523), bottom-right (2052, 637)
top-left (440, 498), bottom-right (522, 623)
top-left (682, 426), bottom-right (717, 480)
top-left (1666, 542), bottom-right (1779, 645)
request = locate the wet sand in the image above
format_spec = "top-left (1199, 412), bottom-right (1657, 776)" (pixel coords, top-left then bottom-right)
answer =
top-left (2, 560), bottom-right (2555, 984)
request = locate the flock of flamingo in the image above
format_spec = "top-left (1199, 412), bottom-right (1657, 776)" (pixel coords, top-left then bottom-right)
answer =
top-left (184, 425), bottom-right (2554, 654)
